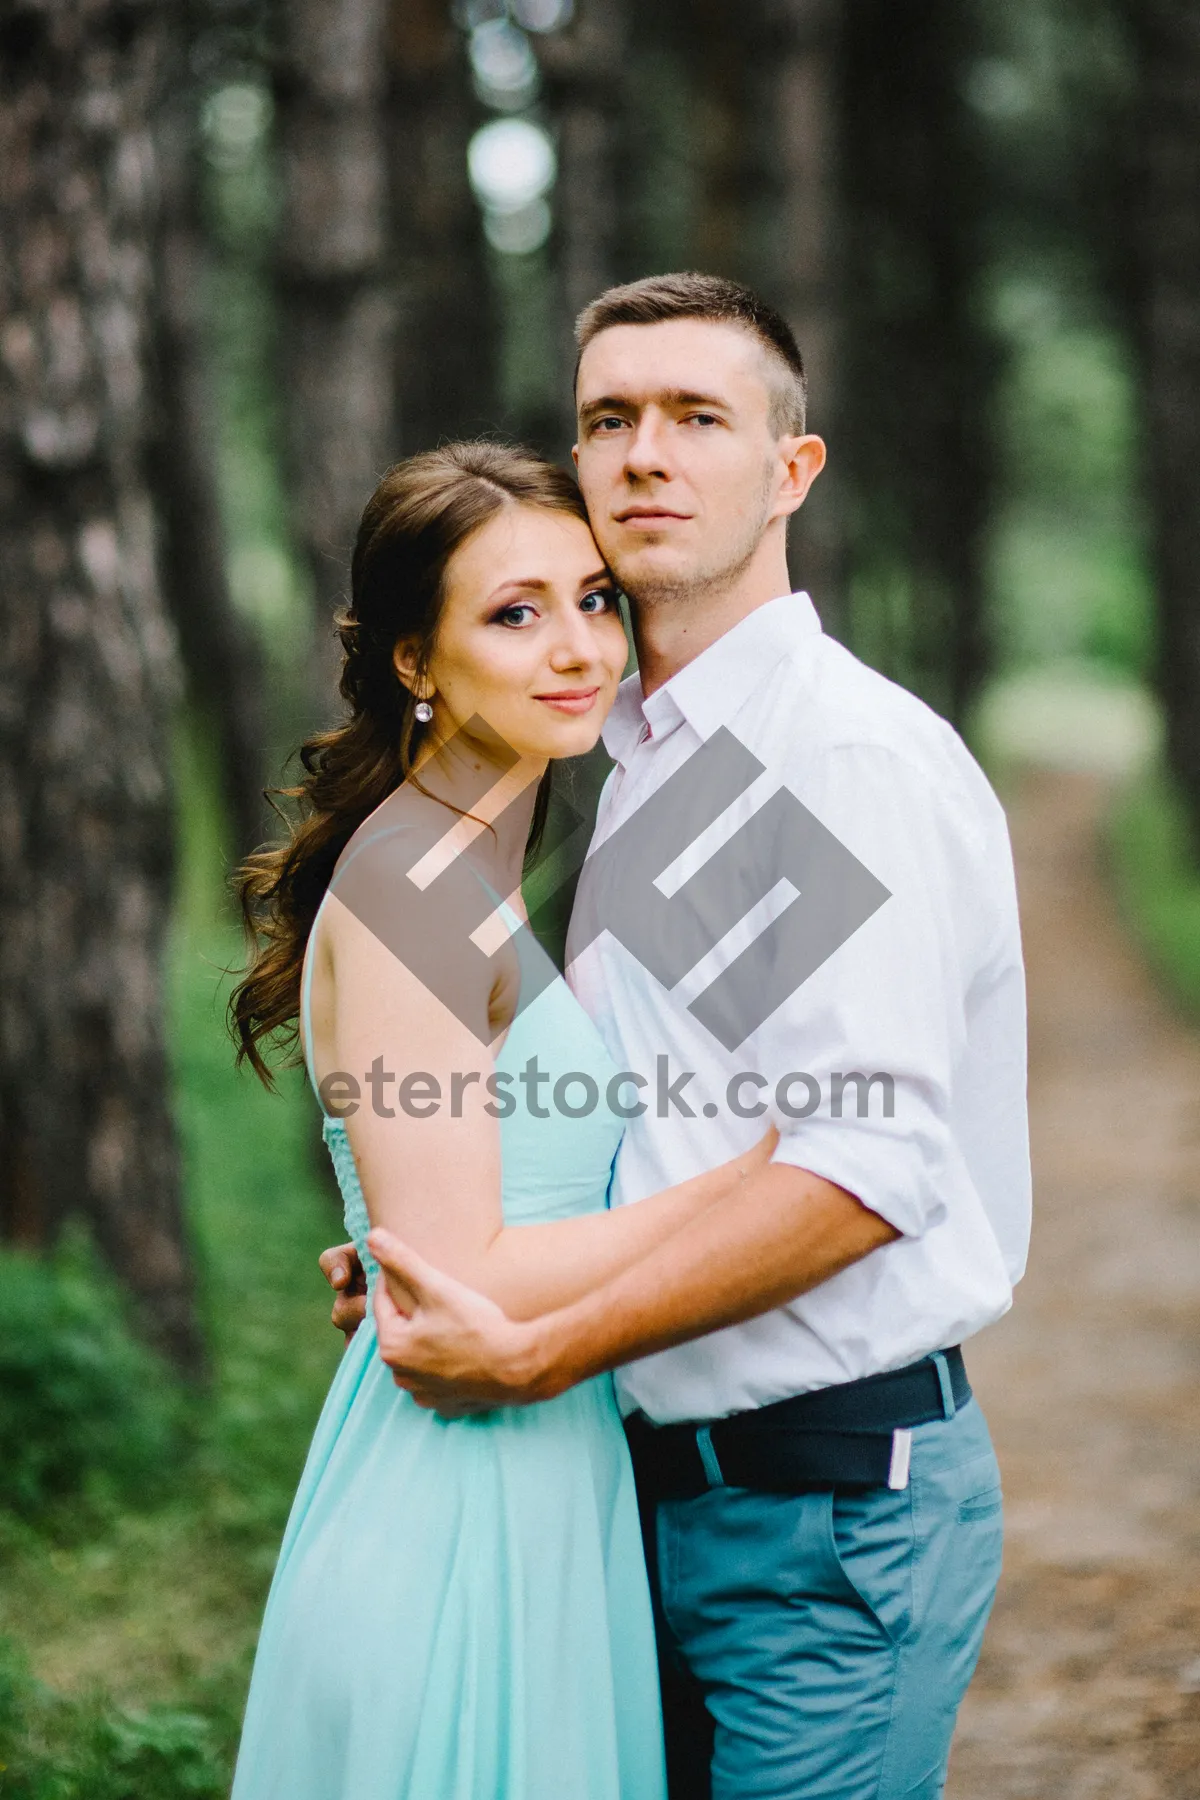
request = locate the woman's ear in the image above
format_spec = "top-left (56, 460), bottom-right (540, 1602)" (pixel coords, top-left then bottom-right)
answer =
top-left (392, 640), bottom-right (428, 695)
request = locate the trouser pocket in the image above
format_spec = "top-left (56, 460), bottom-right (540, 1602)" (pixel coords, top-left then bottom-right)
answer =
top-left (821, 1481), bottom-right (918, 1646)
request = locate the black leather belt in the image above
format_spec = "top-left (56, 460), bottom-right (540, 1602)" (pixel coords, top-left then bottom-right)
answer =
top-left (624, 1346), bottom-right (971, 1500)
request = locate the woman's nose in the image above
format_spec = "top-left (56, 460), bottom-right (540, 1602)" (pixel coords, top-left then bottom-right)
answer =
top-left (547, 611), bottom-right (595, 671)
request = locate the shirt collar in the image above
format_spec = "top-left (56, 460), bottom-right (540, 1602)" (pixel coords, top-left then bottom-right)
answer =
top-left (601, 591), bottom-right (823, 766)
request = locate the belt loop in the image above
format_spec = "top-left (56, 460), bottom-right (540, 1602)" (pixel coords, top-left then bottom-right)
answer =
top-left (887, 1428), bottom-right (913, 1490)
top-left (695, 1425), bottom-right (726, 1487)
top-left (931, 1351), bottom-right (956, 1420)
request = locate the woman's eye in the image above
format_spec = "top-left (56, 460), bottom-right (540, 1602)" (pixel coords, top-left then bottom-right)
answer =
top-left (579, 588), bottom-right (617, 614)
top-left (495, 603), bottom-right (537, 627)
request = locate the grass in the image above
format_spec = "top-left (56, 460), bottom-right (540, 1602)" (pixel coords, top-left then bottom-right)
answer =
top-left (0, 711), bottom-right (344, 1792)
top-left (1109, 766), bottom-right (1200, 1023)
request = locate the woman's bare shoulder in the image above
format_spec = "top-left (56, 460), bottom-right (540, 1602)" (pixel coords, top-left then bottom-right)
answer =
top-left (320, 787), bottom-right (506, 1044)
top-left (331, 786), bottom-right (452, 886)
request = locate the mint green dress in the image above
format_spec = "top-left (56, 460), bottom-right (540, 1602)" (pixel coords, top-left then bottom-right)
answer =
top-left (230, 875), bottom-right (667, 1800)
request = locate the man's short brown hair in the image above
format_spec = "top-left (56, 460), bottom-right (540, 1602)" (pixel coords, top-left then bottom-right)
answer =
top-left (574, 272), bottom-right (808, 435)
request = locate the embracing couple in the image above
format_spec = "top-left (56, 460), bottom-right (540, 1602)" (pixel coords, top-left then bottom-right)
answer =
top-left (228, 273), bottom-right (1030, 1800)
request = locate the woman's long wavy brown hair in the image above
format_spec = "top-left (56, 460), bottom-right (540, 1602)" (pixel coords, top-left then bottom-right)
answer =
top-left (228, 441), bottom-right (590, 1086)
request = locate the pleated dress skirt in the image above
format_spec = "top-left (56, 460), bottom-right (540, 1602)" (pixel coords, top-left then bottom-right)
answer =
top-left (230, 893), bottom-right (667, 1799)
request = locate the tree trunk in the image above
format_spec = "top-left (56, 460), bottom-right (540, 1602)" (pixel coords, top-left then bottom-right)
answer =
top-left (388, 0), bottom-right (497, 455)
top-left (752, 0), bottom-right (847, 640)
top-left (1128, 1), bottom-right (1200, 849)
top-left (538, 0), bottom-right (627, 459)
top-left (617, 0), bottom-right (848, 637)
top-left (273, 0), bottom-right (397, 715)
top-left (840, 0), bottom-right (992, 722)
top-left (154, 55), bottom-right (268, 857)
top-left (0, 0), bottom-right (204, 1374)
top-left (618, 0), bottom-right (758, 282)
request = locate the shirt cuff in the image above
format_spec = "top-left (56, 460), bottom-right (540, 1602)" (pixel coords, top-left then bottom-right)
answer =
top-left (769, 1120), bottom-right (947, 1241)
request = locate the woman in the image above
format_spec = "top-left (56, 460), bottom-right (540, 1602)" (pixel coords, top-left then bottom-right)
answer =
top-left (227, 443), bottom-right (773, 1799)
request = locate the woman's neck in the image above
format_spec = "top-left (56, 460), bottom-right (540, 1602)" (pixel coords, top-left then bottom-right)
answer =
top-left (409, 731), bottom-right (546, 901)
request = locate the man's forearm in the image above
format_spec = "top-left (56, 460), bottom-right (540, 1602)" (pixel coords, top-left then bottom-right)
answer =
top-left (524, 1163), bottom-right (899, 1400)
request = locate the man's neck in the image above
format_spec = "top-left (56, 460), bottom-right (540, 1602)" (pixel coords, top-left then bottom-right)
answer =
top-left (630, 545), bottom-right (794, 699)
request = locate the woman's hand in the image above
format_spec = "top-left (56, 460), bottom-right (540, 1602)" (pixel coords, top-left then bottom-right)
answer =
top-left (318, 1242), bottom-right (368, 1340)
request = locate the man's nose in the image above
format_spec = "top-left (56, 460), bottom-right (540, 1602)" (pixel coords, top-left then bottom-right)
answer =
top-left (623, 415), bottom-right (670, 481)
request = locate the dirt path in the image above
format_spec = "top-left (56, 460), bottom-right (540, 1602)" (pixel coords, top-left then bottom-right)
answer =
top-left (946, 769), bottom-right (1200, 1799)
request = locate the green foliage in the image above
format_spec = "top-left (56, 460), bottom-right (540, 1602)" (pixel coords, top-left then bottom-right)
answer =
top-left (0, 713), bottom-right (342, 1786)
top-left (0, 1247), bottom-right (184, 1523)
top-left (168, 946), bottom-right (344, 1531)
top-left (1110, 768), bottom-right (1200, 1020)
top-left (988, 309), bottom-right (1154, 681)
top-left (0, 1635), bottom-right (237, 1800)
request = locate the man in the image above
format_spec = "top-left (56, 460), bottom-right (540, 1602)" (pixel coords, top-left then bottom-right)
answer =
top-left (321, 273), bottom-right (1030, 1799)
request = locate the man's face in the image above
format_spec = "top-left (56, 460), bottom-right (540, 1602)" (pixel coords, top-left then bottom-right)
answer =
top-left (573, 317), bottom-right (801, 603)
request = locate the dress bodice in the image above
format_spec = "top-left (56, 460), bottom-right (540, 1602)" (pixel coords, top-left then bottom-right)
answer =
top-left (299, 862), bottom-right (624, 1288)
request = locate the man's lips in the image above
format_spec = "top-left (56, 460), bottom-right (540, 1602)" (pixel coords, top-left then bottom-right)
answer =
top-left (614, 506), bottom-right (691, 526)
top-left (533, 687), bottom-right (601, 715)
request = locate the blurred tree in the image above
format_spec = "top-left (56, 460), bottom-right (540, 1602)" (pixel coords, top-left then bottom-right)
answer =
top-left (620, 0), bottom-right (996, 705)
top-left (1127, 0), bottom-right (1200, 848)
top-left (0, 0), bottom-right (204, 1373)
top-left (840, 0), bottom-right (993, 723)
top-left (753, 0), bottom-right (846, 638)
top-left (617, 0), bottom-right (848, 634)
top-left (538, 0), bottom-right (627, 457)
top-left (388, 0), bottom-right (497, 453)
top-left (155, 16), bottom-right (268, 856)
top-left (273, 0), bottom-right (397, 710)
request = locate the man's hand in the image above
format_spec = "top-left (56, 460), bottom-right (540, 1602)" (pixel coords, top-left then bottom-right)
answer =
top-left (318, 1241), bottom-right (368, 1340)
top-left (369, 1227), bottom-right (546, 1416)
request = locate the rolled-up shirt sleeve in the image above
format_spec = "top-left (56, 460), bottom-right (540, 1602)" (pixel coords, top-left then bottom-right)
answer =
top-left (760, 740), bottom-right (996, 1240)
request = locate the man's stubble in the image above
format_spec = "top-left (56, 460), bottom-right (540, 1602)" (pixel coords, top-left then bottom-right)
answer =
top-left (605, 456), bottom-right (778, 617)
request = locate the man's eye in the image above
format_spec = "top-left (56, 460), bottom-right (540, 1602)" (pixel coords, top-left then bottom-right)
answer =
top-left (494, 603), bottom-right (537, 627)
top-left (686, 413), bottom-right (720, 427)
top-left (592, 416), bottom-right (627, 432)
top-left (579, 588), bottom-right (617, 614)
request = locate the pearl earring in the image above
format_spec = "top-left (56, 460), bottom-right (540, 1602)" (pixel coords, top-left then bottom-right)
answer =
top-left (414, 699), bottom-right (433, 723)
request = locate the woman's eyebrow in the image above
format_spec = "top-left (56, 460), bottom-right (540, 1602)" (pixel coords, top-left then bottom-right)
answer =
top-left (484, 576), bottom-right (550, 604)
top-left (484, 568), bottom-right (614, 606)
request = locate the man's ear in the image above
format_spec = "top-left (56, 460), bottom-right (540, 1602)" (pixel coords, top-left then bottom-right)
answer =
top-left (571, 442), bottom-right (580, 469)
top-left (772, 434), bottom-right (826, 521)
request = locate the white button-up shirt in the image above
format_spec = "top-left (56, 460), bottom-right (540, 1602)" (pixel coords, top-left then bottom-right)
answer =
top-left (565, 591), bottom-right (1030, 1424)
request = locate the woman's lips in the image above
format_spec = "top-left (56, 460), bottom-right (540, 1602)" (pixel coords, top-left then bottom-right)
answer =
top-left (534, 687), bottom-right (601, 715)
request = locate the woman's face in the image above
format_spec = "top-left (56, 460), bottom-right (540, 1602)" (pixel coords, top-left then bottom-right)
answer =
top-left (398, 504), bottom-right (629, 763)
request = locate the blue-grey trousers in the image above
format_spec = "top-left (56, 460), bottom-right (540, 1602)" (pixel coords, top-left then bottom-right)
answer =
top-left (636, 1391), bottom-right (1003, 1799)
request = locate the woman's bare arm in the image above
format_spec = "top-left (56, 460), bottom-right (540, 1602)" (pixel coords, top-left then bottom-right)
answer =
top-left (322, 893), bottom-right (775, 1321)
top-left (459, 1129), bottom-right (776, 1320)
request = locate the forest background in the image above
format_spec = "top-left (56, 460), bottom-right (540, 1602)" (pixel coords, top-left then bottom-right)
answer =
top-left (1, 0), bottom-right (1199, 1792)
